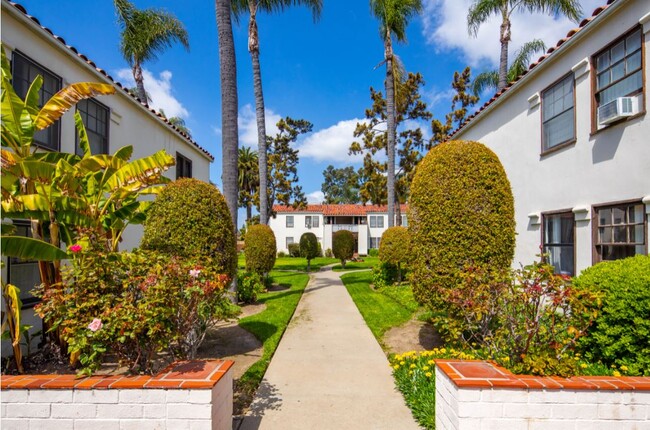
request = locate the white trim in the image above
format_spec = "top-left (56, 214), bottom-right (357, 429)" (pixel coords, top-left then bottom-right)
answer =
top-left (571, 58), bottom-right (590, 79)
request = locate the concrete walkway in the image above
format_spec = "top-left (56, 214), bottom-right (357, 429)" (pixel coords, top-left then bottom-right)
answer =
top-left (237, 266), bottom-right (420, 430)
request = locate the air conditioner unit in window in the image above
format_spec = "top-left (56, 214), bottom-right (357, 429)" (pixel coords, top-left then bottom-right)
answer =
top-left (598, 96), bottom-right (639, 125)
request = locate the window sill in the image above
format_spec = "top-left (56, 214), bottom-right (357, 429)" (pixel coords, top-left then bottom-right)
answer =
top-left (590, 110), bottom-right (646, 137)
top-left (540, 139), bottom-right (577, 158)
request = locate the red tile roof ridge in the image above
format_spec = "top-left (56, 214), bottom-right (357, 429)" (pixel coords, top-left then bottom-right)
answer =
top-left (448, 0), bottom-right (618, 140)
top-left (4, 0), bottom-right (214, 161)
top-left (273, 203), bottom-right (409, 216)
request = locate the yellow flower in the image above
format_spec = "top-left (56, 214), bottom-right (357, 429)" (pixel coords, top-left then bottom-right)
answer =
top-left (409, 371), bottom-right (413, 375)
top-left (410, 364), bottom-right (417, 369)
top-left (580, 363), bottom-right (588, 369)
top-left (428, 360), bottom-right (435, 365)
top-left (613, 371), bottom-right (621, 377)
top-left (393, 364), bottom-right (400, 370)
top-left (425, 372), bottom-right (432, 378)
top-left (620, 365), bottom-right (628, 372)
top-left (400, 361), bottom-right (405, 366)
top-left (423, 366), bottom-right (430, 371)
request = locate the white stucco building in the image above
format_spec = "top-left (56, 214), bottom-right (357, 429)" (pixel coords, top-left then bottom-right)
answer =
top-left (1, 0), bottom-right (213, 353)
top-left (450, 0), bottom-right (649, 276)
top-left (270, 204), bottom-right (408, 255)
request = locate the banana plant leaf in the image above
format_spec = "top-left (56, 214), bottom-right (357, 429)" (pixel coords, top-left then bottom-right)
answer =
top-left (1, 236), bottom-right (67, 261)
top-left (104, 150), bottom-right (174, 192)
top-left (34, 83), bottom-right (115, 131)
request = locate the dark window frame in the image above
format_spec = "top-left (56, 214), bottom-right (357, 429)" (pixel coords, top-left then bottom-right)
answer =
top-left (286, 216), bottom-right (294, 228)
top-left (6, 220), bottom-right (43, 309)
top-left (592, 199), bottom-right (647, 264)
top-left (305, 215), bottom-right (319, 229)
top-left (369, 215), bottom-right (384, 229)
top-left (541, 73), bottom-right (576, 154)
top-left (541, 210), bottom-right (576, 277)
top-left (76, 98), bottom-right (110, 155)
top-left (176, 152), bottom-right (193, 179)
top-left (11, 51), bottom-right (62, 151)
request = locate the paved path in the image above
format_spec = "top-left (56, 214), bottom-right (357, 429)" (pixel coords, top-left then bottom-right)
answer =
top-left (237, 266), bottom-right (420, 430)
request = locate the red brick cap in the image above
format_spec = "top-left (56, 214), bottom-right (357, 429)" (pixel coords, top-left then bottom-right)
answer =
top-left (435, 359), bottom-right (650, 391)
top-left (0, 359), bottom-right (233, 390)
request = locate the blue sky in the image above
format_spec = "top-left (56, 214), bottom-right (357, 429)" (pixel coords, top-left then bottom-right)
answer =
top-left (19, 0), bottom-right (601, 212)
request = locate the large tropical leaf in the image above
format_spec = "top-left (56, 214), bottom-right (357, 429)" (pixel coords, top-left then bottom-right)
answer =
top-left (113, 145), bottom-right (133, 161)
top-left (104, 149), bottom-right (174, 192)
top-left (15, 160), bottom-right (56, 184)
top-left (74, 111), bottom-right (91, 158)
top-left (1, 236), bottom-right (67, 261)
top-left (34, 83), bottom-right (115, 131)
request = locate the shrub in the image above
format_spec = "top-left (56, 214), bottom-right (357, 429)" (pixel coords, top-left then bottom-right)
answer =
top-left (372, 262), bottom-right (398, 289)
top-left (409, 140), bottom-right (515, 310)
top-left (574, 255), bottom-right (650, 376)
top-left (325, 248), bottom-right (333, 258)
top-left (237, 271), bottom-right (266, 304)
top-left (379, 226), bottom-right (410, 283)
top-left (368, 248), bottom-right (379, 257)
top-left (35, 247), bottom-right (234, 375)
top-left (299, 232), bottom-right (319, 271)
top-left (140, 178), bottom-right (236, 279)
top-left (332, 230), bottom-right (355, 268)
top-left (277, 251), bottom-right (287, 258)
top-left (287, 243), bottom-right (300, 257)
top-left (244, 224), bottom-right (276, 276)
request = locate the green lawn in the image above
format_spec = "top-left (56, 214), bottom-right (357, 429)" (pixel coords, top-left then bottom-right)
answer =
top-left (238, 254), bottom-right (338, 272)
top-left (331, 256), bottom-right (380, 271)
top-left (340, 271), bottom-right (420, 341)
top-left (236, 269), bottom-right (310, 405)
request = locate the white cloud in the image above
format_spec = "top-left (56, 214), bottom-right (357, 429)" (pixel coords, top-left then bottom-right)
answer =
top-left (238, 104), bottom-right (281, 148)
top-left (116, 68), bottom-right (189, 118)
top-left (421, 0), bottom-right (603, 69)
top-left (297, 118), bottom-right (366, 163)
top-left (306, 190), bottom-right (324, 204)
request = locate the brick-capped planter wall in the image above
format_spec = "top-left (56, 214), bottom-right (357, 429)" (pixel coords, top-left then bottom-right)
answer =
top-left (0, 360), bottom-right (233, 430)
top-left (435, 360), bottom-right (650, 430)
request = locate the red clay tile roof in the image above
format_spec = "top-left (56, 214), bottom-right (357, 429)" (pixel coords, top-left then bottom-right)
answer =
top-left (273, 204), bottom-right (408, 216)
top-left (448, 0), bottom-right (618, 140)
top-left (4, 1), bottom-right (214, 161)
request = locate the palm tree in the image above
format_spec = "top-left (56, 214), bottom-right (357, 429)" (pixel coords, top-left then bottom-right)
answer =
top-left (472, 39), bottom-right (546, 96)
top-left (159, 108), bottom-right (192, 138)
top-left (238, 147), bottom-right (259, 222)
top-left (232, 0), bottom-right (322, 225)
top-left (114, 0), bottom-right (189, 105)
top-left (467, 0), bottom-right (581, 91)
top-left (370, 0), bottom-right (422, 228)
top-left (216, 0), bottom-right (240, 235)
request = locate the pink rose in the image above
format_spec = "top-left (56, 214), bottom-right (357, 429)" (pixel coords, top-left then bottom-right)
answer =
top-left (69, 244), bottom-right (83, 253)
top-left (88, 318), bottom-right (103, 332)
top-left (189, 269), bottom-right (201, 278)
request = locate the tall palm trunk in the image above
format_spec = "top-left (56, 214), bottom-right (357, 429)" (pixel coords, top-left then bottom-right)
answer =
top-left (497, 9), bottom-right (511, 91)
top-left (133, 61), bottom-right (147, 105)
top-left (384, 31), bottom-right (396, 228)
top-left (216, 0), bottom-right (239, 236)
top-left (246, 202), bottom-right (252, 223)
top-left (248, 2), bottom-right (269, 225)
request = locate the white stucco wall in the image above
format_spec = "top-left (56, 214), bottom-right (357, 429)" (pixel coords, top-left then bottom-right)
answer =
top-left (454, 1), bottom-right (650, 274)
top-left (269, 213), bottom-right (325, 253)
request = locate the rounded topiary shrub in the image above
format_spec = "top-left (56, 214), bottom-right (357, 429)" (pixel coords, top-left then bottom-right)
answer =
top-left (332, 230), bottom-right (355, 268)
top-left (379, 226), bottom-right (410, 283)
top-left (244, 224), bottom-right (277, 276)
top-left (141, 178), bottom-right (236, 278)
top-left (574, 255), bottom-right (650, 376)
top-left (299, 232), bottom-right (319, 271)
top-left (409, 140), bottom-right (515, 308)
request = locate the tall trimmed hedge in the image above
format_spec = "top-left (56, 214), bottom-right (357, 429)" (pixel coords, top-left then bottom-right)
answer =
top-left (332, 230), bottom-right (354, 268)
top-left (379, 226), bottom-right (410, 283)
top-left (574, 255), bottom-right (650, 376)
top-left (299, 232), bottom-right (319, 271)
top-left (141, 178), bottom-right (236, 278)
top-left (244, 224), bottom-right (277, 275)
top-left (409, 140), bottom-right (515, 308)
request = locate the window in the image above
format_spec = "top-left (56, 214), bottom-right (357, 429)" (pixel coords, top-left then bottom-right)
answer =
top-left (176, 152), bottom-right (192, 179)
top-left (6, 221), bottom-right (43, 307)
top-left (542, 212), bottom-right (575, 276)
top-left (396, 214), bottom-right (408, 227)
top-left (542, 74), bottom-right (575, 151)
top-left (76, 98), bottom-right (109, 155)
top-left (594, 28), bottom-right (643, 108)
top-left (286, 216), bottom-right (294, 228)
top-left (12, 52), bottom-right (62, 150)
top-left (369, 215), bottom-right (384, 228)
top-left (286, 237), bottom-right (294, 248)
top-left (369, 237), bottom-right (380, 249)
top-left (305, 216), bottom-right (319, 229)
top-left (595, 201), bottom-right (646, 262)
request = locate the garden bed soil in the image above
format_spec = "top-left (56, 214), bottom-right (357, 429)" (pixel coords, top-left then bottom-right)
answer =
top-left (382, 319), bottom-right (442, 354)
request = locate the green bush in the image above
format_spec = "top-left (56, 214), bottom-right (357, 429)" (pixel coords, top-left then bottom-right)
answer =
top-left (140, 178), bottom-right (236, 279)
top-left (287, 243), bottom-right (300, 257)
top-left (35, 247), bottom-right (235, 375)
top-left (332, 230), bottom-right (355, 268)
top-left (325, 248), bottom-right (333, 258)
top-left (409, 140), bottom-right (515, 310)
top-left (277, 251), bottom-right (287, 258)
top-left (237, 271), bottom-right (266, 304)
top-left (575, 255), bottom-right (650, 376)
top-left (244, 224), bottom-right (276, 276)
top-left (379, 226), bottom-right (410, 283)
top-left (299, 232), bottom-right (319, 271)
top-left (368, 248), bottom-right (379, 257)
top-left (372, 262), bottom-right (398, 288)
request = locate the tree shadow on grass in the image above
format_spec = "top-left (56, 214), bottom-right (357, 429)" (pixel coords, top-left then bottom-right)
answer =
top-left (238, 321), bottom-right (278, 344)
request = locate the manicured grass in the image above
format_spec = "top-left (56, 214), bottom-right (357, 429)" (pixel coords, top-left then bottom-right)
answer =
top-left (236, 270), bottom-right (309, 401)
top-left (340, 271), bottom-right (419, 341)
top-left (238, 254), bottom-right (338, 272)
top-left (331, 256), bottom-right (380, 271)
